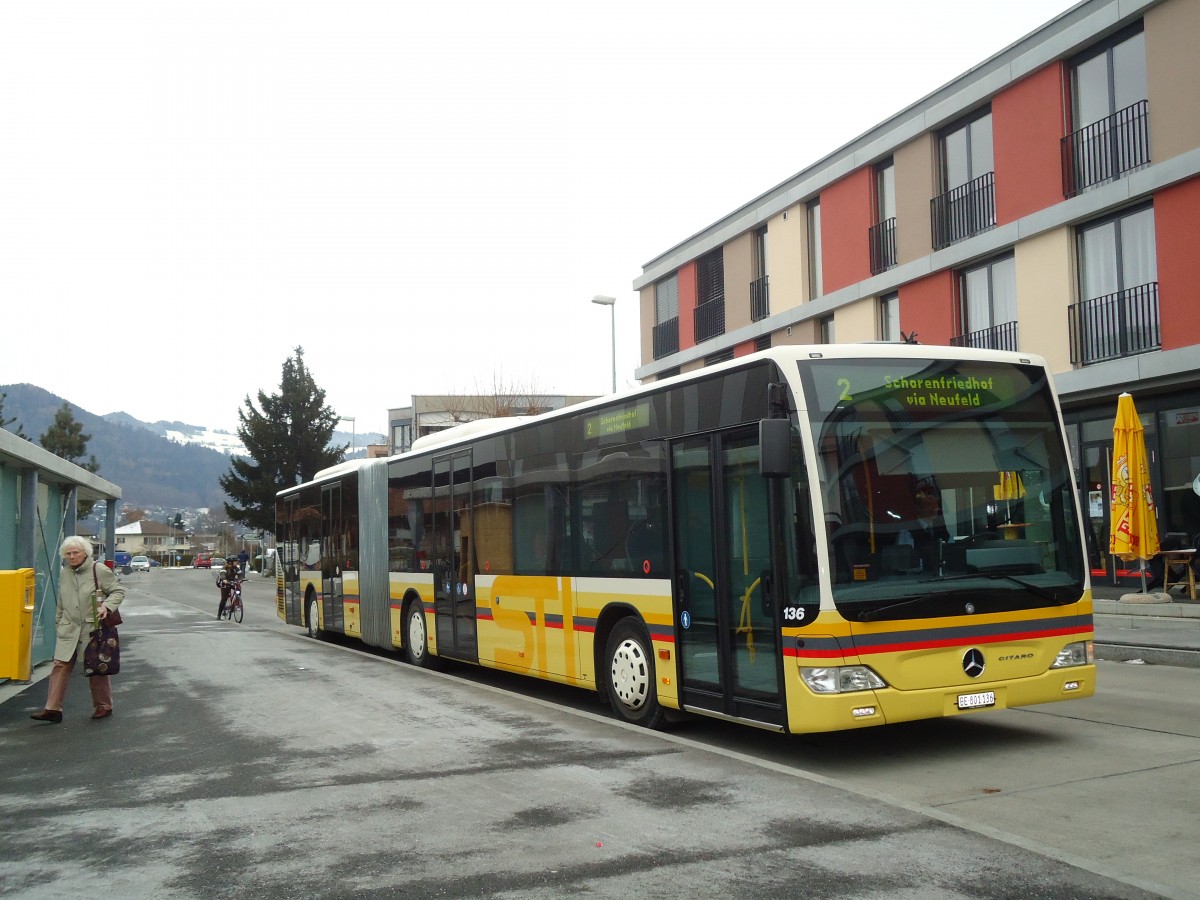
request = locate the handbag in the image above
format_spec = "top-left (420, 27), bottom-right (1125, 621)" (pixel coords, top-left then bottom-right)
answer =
top-left (85, 569), bottom-right (121, 676)
top-left (93, 564), bottom-right (123, 627)
top-left (83, 625), bottom-right (120, 677)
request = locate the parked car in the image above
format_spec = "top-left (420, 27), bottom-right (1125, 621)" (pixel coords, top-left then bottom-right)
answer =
top-left (150, 559), bottom-right (162, 567)
top-left (194, 552), bottom-right (214, 569)
top-left (211, 558), bottom-right (227, 583)
top-left (130, 555), bottom-right (151, 572)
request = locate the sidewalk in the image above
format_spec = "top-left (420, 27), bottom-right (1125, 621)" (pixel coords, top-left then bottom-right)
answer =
top-left (1091, 581), bottom-right (1200, 668)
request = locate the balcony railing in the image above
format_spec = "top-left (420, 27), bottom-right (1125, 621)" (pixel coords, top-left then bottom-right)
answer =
top-left (930, 172), bottom-right (995, 250)
top-left (950, 320), bottom-right (1017, 352)
top-left (652, 317), bottom-right (679, 359)
top-left (750, 275), bottom-right (770, 321)
top-left (694, 299), bottom-right (725, 343)
top-left (868, 217), bottom-right (897, 274)
top-left (1067, 282), bottom-right (1160, 365)
top-left (1062, 100), bottom-right (1149, 198)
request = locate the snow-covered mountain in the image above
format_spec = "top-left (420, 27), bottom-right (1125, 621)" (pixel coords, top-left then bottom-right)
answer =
top-left (102, 412), bottom-right (383, 458)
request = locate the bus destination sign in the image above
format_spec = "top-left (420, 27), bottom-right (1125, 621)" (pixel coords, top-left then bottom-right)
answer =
top-left (585, 402), bottom-right (650, 439)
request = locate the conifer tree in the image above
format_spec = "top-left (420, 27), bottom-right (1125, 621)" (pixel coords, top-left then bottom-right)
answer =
top-left (221, 347), bottom-right (345, 534)
top-left (0, 391), bottom-right (27, 438)
top-left (39, 402), bottom-right (100, 516)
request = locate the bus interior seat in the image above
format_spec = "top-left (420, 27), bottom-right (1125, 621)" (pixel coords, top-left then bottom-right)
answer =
top-left (592, 500), bottom-right (630, 571)
top-left (880, 544), bottom-right (916, 575)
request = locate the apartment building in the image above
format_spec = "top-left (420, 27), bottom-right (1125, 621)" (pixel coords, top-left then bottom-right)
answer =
top-left (634, 0), bottom-right (1200, 581)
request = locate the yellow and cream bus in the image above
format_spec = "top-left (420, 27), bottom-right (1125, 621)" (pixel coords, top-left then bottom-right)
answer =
top-left (275, 344), bottom-right (1094, 733)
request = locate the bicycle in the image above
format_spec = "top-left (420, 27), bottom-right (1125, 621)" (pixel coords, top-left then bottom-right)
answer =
top-left (219, 578), bottom-right (244, 623)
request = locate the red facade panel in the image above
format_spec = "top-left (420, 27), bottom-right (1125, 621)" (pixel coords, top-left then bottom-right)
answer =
top-left (993, 62), bottom-right (1066, 224)
top-left (677, 261), bottom-right (697, 350)
top-left (733, 339), bottom-right (758, 358)
top-left (899, 270), bottom-right (956, 345)
top-left (821, 168), bottom-right (873, 293)
top-left (1154, 177), bottom-right (1200, 351)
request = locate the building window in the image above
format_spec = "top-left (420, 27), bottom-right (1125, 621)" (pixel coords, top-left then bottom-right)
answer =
top-left (953, 255), bottom-right (1016, 351)
top-left (879, 292), bottom-right (900, 342)
top-left (819, 315), bottom-right (835, 344)
top-left (807, 199), bottom-right (822, 298)
top-left (869, 159), bottom-right (897, 274)
top-left (1069, 205), bottom-right (1159, 364)
top-left (653, 273), bottom-right (679, 359)
top-left (694, 249), bottom-right (725, 343)
top-left (751, 227), bottom-right (770, 321)
top-left (1063, 24), bottom-right (1148, 197)
top-left (931, 109), bottom-right (995, 249)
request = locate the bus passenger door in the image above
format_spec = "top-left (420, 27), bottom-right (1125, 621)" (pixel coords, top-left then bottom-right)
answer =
top-left (672, 429), bottom-right (783, 727)
top-left (432, 450), bottom-right (477, 661)
top-left (322, 483), bottom-right (344, 632)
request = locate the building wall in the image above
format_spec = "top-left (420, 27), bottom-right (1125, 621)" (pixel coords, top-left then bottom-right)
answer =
top-left (1155, 175), bottom-right (1200, 351)
top-left (1146, 0), bottom-right (1200, 163)
top-left (1014, 227), bottom-right (1075, 373)
top-left (894, 133), bottom-right (935, 266)
top-left (723, 231), bottom-right (754, 333)
top-left (837, 296), bottom-right (879, 343)
top-left (768, 205), bottom-right (805, 314)
top-left (993, 62), bottom-right (1066, 224)
top-left (899, 271), bottom-right (955, 345)
top-left (678, 261), bottom-right (697, 348)
top-left (821, 168), bottom-right (873, 294)
top-left (639, 284), bottom-right (655, 365)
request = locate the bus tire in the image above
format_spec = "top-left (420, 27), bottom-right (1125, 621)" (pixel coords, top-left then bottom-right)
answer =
top-left (306, 592), bottom-right (321, 639)
top-left (603, 617), bottom-right (665, 729)
top-left (405, 601), bottom-right (433, 668)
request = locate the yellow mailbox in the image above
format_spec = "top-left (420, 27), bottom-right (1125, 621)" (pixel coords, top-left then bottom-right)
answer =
top-left (0, 569), bottom-right (37, 681)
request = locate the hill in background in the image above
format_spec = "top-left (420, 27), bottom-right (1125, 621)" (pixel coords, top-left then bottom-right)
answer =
top-left (1, 383), bottom-right (235, 510)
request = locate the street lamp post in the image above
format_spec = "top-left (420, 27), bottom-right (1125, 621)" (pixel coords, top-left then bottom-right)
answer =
top-left (341, 416), bottom-right (356, 457)
top-left (591, 294), bottom-right (616, 394)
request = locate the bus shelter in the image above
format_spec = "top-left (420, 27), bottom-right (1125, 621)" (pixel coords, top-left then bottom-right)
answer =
top-left (0, 428), bottom-right (121, 675)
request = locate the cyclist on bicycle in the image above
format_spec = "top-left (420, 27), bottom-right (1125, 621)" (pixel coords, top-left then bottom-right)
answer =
top-left (217, 558), bottom-right (242, 619)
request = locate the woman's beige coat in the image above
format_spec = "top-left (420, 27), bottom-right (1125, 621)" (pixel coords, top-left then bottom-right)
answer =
top-left (55, 549), bottom-right (125, 662)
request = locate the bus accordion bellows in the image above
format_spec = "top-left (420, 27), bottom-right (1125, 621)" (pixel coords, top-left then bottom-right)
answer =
top-left (274, 344), bottom-right (1094, 734)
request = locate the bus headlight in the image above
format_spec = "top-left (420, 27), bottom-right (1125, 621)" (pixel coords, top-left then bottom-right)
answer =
top-left (1050, 640), bottom-right (1093, 668)
top-left (801, 665), bottom-right (887, 694)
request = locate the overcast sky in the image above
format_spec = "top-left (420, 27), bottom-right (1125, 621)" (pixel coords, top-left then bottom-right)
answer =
top-left (2, 0), bottom-right (1078, 436)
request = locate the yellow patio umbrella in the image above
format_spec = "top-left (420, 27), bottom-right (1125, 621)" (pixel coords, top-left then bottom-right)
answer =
top-left (1109, 392), bottom-right (1160, 590)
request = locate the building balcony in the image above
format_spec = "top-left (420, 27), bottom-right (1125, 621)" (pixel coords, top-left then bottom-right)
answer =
top-left (868, 217), bottom-right (897, 274)
top-left (950, 320), bottom-right (1017, 352)
top-left (694, 299), bottom-right (725, 343)
top-left (930, 172), bottom-right (995, 250)
top-left (750, 275), bottom-right (770, 321)
top-left (1061, 100), bottom-right (1149, 198)
top-left (1068, 281), bottom-right (1160, 365)
top-left (652, 317), bottom-right (679, 359)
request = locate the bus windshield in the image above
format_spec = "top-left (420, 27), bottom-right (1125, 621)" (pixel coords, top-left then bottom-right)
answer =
top-left (801, 357), bottom-right (1085, 619)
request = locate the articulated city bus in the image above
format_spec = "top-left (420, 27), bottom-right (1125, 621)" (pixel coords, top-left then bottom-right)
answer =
top-left (275, 344), bottom-right (1094, 734)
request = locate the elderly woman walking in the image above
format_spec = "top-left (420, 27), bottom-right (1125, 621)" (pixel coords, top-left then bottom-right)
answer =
top-left (30, 536), bottom-right (125, 724)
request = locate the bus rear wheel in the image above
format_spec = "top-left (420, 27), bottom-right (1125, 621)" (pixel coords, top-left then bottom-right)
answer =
top-left (306, 594), bottom-right (321, 639)
top-left (405, 601), bottom-right (433, 668)
top-left (604, 618), bottom-right (665, 729)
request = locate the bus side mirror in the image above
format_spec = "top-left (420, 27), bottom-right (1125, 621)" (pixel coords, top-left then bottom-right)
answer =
top-left (759, 418), bottom-right (791, 478)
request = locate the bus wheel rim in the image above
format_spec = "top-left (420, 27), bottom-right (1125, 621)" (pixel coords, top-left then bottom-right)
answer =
top-left (408, 609), bottom-right (425, 659)
top-left (611, 638), bottom-right (648, 710)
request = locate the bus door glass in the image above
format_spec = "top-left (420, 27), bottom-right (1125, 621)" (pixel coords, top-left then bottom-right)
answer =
top-left (672, 428), bottom-right (783, 725)
top-left (432, 450), bottom-right (475, 660)
top-left (322, 483), bottom-right (344, 631)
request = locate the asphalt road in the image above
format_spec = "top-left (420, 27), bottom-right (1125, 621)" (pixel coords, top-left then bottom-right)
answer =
top-left (1, 570), bottom-right (1194, 899)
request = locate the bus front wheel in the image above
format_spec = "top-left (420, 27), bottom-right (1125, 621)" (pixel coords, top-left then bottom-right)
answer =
top-left (604, 618), bottom-right (666, 729)
top-left (405, 602), bottom-right (433, 668)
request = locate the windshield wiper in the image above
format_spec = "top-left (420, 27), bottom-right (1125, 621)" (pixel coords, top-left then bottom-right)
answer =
top-left (934, 570), bottom-right (1061, 601)
top-left (857, 595), bottom-right (931, 622)
top-left (855, 572), bottom-right (1066, 621)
